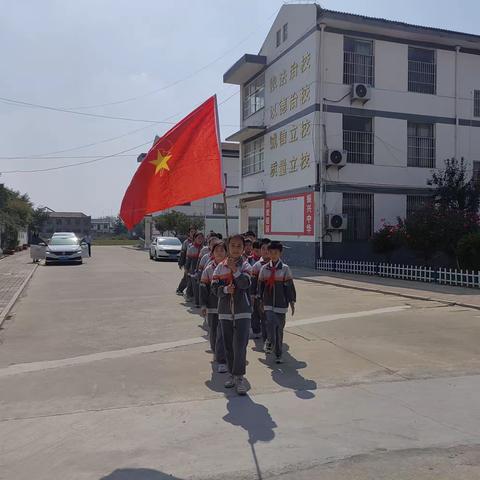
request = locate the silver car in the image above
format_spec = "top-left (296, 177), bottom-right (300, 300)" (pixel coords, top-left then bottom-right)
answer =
top-left (149, 236), bottom-right (182, 261)
top-left (45, 236), bottom-right (87, 265)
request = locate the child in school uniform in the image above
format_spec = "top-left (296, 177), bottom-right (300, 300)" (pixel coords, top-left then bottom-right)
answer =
top-left (242, 238), bottom-right (253, 262)
top-left (200, 241), bottom-right (228, 374)
top-left (251, 238), bottom-right (271, 341)
top-left (212, 234), bottom-right (252, 395)
top-left (258, 241), bottom-right (296, 364)
top-left (185, 232), bottom-right (204, 306)
top-left (247, 240), bottom-right (262, 266)
top-left (176, 226), bottom-right (197, 296)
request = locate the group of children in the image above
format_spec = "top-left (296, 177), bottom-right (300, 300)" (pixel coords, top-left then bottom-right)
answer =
top-left (176, 228), bottom-right (296, 396)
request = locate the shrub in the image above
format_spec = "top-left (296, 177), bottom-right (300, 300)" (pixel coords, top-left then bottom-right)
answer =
top-left (456, 233), bottom-right (480, 270)
top-left (371, 222), bottom-right (402, 260)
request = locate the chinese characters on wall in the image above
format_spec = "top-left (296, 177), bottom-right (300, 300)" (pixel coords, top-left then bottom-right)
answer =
top-left (269, 52), bottom-right (312, 121)
top-left (264, 192), bottom-right (315, 236)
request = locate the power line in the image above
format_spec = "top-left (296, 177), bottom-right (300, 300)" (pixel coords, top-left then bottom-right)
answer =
top-left (0, 141), bottom-right (151, 174)
top-left (0, 95), bottom-right (240, 126)
top-left (0, 88), bottom-right (239, 160)
top-left (0, 89), bottom-right (241, 173)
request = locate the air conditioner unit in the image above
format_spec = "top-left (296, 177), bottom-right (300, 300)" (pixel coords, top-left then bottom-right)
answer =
top-left (351, 83), bottom-right (371, 103)
top-left (326, 149), bottom-right (347, 167)
top-left (326, 214), bottom-right (348, 230)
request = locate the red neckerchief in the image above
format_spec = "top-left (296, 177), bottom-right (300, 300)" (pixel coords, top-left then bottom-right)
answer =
top-left (266, 260), bottom-right (280, 292)
top-left (250, 253), bottom-right (260, 262)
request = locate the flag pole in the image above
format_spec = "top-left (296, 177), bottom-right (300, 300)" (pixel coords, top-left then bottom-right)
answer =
top-left (213, 95), bottom-right (229, 238)
top-left (223, 173), bottom-right (229, 238)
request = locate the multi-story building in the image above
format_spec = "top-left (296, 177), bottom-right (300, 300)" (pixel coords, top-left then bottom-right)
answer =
top-left (91, 217), bottom-right (115, 235)
top-left (224, 4), bottom-right (480, 267)
top-left (41, 211), bottom-right (91, 239)
top-left (153, 142), bottom-right (240, 237)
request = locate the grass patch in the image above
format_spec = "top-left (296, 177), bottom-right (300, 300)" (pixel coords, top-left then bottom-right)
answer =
top-left (92, 239), bottom-right (141, 246)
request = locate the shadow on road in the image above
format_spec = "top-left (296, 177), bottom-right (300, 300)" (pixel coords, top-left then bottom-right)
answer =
top-left (100, 468), bottom-right (182, 479)
top-left (259, 344), bottom-right (317, 399)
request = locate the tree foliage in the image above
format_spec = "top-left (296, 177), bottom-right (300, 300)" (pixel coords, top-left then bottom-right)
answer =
top-left (154, 211), bottom-right (204, 237)
top-left (0, 186), bottom-right (33, 250)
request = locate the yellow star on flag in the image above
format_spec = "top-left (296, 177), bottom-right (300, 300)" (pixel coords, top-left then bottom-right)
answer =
top-left (150, 150), bottom-right (172, 175)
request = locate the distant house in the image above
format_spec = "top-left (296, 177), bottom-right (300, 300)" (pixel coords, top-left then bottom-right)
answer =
top-left (40, 211), bottom-right (91, 239)
top-left (91, 217), bottom-right (115, 235)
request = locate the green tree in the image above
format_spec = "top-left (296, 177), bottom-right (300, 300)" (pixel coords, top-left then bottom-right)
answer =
top-left (29, 207), bottom-right (49, 235)
top-left (154, 211), bottom-right (204, 236)
top-left (0, 186), bottom-right (33, 250)
top-left (113, 216), bottom-right (128, 235)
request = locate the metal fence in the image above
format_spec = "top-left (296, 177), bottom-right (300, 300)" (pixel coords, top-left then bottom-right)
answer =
top-left (316, 259), bottom-right (480, 289)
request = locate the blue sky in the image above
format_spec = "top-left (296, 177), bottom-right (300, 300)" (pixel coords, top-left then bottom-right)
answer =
top-left (0, 0), bottom-right (478, 216)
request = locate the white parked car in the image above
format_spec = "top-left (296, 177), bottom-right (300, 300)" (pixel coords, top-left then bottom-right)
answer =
top-left (149, 236), bottom-right (182, 261)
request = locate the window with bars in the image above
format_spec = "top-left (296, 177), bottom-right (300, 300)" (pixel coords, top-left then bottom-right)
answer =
top-left (407, 195), bottom-right (431, 218)
top-left (242, 137), bottom-right (264, 176)
top-left (243, 74), bottom-right (265, 119)
top-left (212, 203), bottom-right (225, 215)
top-left (473, 161), bottom-right (480, 186)
top-left (343, 37), bottom-right (374, 86)
top-left (407, 122), bottom-right (435, 168)
top-left (342, 193), bottom-right (373, 241)
top-left (408, 46), bottom-right (436, 94)
top-left (343, 115), bottom-right (374, 164)
top-left (475, 90), bottom-right (480, 118)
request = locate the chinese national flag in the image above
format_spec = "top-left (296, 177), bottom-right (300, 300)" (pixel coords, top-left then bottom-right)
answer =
top-left (120, 96), bottom-right (223, 229)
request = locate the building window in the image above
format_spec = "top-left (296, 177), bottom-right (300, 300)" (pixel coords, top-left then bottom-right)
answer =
top-left (343, 36), bottom-right (374, 86)
top-left (276, 29), bottom-right (281, 47)
top-left (56, 219), bottom-right (62, 225)
top-left (242, 137), bottom-right (264, 176)
top-left (343, 115), bottom-right (373, 164)
top-left (342, 193), bottom-right (373, 241)
top-left (408, 46), bottom-right (436, 94)
top-left (75, 219), bottom-right (80, 225)
top-left (407, 195), bottom-right (431, 218)
top-left (248, 217), bottom-right (260, 236)
top-left (407, 122), bottom-right (435, 168)
top-left (473, 161), bottom-right (480, 186)
top-left (212, 203), bottom-right (225, 215)
top-left (474, 90), bottom-right (480, 117)
top-left (243, 74), bottom-right (265, 119)
top-left (282, 23), bottom-right (288, 42)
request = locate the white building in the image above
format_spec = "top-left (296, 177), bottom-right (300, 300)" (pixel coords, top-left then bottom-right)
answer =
top-left (153, 142), bottom-right (240, 237)
top-left (224, 4), bottom-right (480, 267)
top-left (91, 217), bottom-right (115, 235)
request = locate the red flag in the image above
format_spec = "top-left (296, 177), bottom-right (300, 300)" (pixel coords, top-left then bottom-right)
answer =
top-left (120, 96), bottom-right (223, 229)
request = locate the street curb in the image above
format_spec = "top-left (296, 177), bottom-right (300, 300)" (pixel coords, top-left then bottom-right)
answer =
top-left (0, 264), bottom-right (38, 328)
top-left (298, 276), bottom-right (480, 311)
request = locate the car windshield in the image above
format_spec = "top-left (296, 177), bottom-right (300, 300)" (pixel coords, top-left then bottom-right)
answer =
top-left (49, 237), bottom-right (80, 246)
top-left (156, 238), bottom-right (181, 246)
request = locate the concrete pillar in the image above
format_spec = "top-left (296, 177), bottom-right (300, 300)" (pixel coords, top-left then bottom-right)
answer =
top-left (239, 200), bottom-right (249, 234)
top-left (144, 216), bottom-right (153, 248)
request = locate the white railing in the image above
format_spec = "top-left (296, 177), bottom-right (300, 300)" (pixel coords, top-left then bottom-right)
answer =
top-left (379, 263), bottom-right (435, 283)
top-left (337, 260), bottom-right (376, 275)
top-left (316, 259), bottom-right (480, 289)
top-left (438, 268), bottom-right (480, 288)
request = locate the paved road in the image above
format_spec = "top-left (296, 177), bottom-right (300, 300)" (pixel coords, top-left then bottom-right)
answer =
top-left (1, 246), bottom-right (480, 479)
